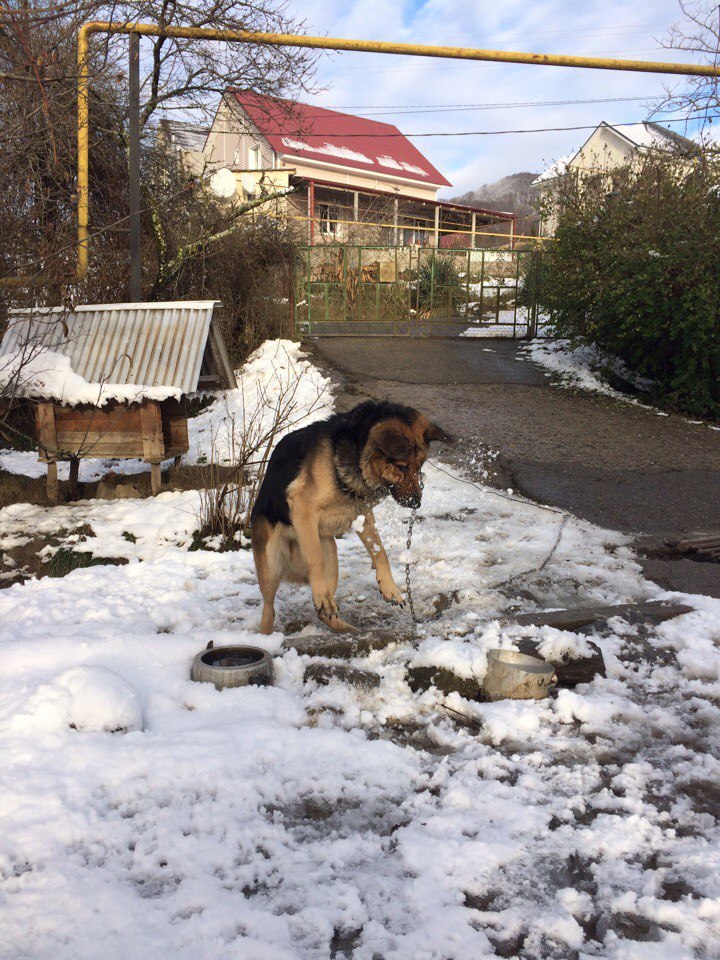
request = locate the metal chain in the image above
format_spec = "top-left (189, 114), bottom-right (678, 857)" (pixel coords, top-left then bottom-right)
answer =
top-left (404, 473), bottom-right (424, 631)
top-left (404, 505), bottom-right (418, 629)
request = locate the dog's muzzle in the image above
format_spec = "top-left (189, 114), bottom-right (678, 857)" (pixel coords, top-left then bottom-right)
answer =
top-left (391, 487), bottom-right (422, 509)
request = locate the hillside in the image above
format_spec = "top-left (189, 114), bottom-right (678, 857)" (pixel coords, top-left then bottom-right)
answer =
top-left (451, 172), bottom-right (539, 224)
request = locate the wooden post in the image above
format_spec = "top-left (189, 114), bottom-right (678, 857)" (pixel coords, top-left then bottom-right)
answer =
top-left (128, 33), bottom-right (142, 301)
top-left (150, 462), bottom-right (162, 495)
top-left (471, 212), bottom-right (476, 248)
top-left (46, 462), bottom-right (59, 503)
top-left (36, 402), bottom-right (58, 459)
top-left (36, 402), bottom-right (59, 501)
top-left (140, 399), bottom-right (165, 495)
top-left (433, 206), bottom-right (440, 248)
top-left (68, 457), bottom-right (79, 500)
top-left (140, 400), bottom-right (164, 457)
top-left (353, 191), bottom-right (359, 227)
top-left (393, 196), bottom-right (399, 246)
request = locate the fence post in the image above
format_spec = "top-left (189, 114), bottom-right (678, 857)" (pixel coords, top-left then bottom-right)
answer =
top-left (466, 249), bottom-right (471, 320)
top-left (531, 249), bottom-right (541, 338)
top-left (306, 247), bottom-right (311, 333)
top-left (480, 249), bottom-right (485, 325)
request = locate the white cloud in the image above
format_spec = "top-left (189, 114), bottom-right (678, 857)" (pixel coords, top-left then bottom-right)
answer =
top-left (287, 0), bottom-right (697, 193)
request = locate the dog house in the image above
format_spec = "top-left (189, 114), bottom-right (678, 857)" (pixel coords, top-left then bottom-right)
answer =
top-left (1, 301), bottom-right (236, 500)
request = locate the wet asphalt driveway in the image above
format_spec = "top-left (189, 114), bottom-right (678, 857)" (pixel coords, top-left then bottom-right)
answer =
top-left (308, 337), bottom-right (720, 598)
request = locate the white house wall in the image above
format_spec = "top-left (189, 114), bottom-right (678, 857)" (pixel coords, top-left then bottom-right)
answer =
top-left (205, 96), bottom-right (274, 171)
top-left (569, 126), bottom-right (636, 176)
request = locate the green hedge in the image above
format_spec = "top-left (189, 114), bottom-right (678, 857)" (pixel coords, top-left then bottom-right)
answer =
top-left (539, 153), bottom-right (720, 417)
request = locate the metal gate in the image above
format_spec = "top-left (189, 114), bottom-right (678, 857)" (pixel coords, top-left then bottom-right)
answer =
top-left (294, 245), bottom-right (540, 338)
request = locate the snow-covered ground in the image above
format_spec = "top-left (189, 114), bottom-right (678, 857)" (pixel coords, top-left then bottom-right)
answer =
top-left (1, 342), bottom-right (719, 959)
top-left (460, 309), bottom-right (530, 338)
top-left (521, 338), bottom-right (645, 399)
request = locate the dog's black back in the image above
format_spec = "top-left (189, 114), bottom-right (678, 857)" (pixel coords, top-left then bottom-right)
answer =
top-left (251, 400), bottom-right (419, 527)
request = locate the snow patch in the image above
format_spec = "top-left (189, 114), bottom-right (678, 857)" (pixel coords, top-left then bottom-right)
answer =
top-left (0, 349), bottom-right (181, 406)
top-left (523, 338), bottom-right (652, 401)
top-left (17, 665), bottom-right (143, 733)
top-left (186, 339), bottom-right (333, 465)
top-left (280, 136), bottom-right (373, 164)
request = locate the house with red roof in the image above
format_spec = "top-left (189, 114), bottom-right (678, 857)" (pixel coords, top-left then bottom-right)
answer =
top-left (200, 90), bottom-right (515, 247)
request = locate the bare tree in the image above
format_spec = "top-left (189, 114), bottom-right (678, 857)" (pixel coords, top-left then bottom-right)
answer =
top-left (656, 1), bottom-right (720, 132)
top-left (0, 2), bottom-right (130, 299)
top-left (96, 0), bottom-right (318, 132)
top-left (0, 1), bottom-right (317, 301)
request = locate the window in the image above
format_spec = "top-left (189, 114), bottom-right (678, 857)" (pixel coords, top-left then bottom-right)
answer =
top-left (319, 204), bottom-right (337, 236)
top-left (248, 144), bottom-right (261, 170)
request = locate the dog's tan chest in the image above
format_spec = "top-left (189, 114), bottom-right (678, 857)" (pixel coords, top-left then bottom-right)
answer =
top-left (317, 501), bottom-right (364, 538)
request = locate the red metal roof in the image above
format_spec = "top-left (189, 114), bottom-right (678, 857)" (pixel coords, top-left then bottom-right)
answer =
top-left (230, 90), bottom-right (451, 188)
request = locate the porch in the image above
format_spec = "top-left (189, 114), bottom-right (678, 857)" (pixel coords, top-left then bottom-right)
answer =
top-left (288, 178), bottom-right (517, 249)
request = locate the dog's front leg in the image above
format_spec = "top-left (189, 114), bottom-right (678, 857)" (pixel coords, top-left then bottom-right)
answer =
top-left (356, 509), bottom-right (404, 606)
top-left (289, 501), bottom-right (338, 620)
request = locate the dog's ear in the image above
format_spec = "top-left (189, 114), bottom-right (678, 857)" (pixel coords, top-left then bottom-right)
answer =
top-left (424, 422), bottom-right (454, 445)
top-left (374, 426), bottom-right (412, 460)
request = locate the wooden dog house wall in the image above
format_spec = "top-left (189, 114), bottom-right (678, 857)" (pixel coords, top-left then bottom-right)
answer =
top-left (36, 397), bottom-right (189, 500)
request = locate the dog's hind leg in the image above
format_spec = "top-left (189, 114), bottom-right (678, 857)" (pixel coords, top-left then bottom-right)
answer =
top-left (252, 518), bottom-right (282, 635)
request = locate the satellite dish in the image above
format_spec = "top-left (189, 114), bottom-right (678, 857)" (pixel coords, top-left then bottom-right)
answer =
top-left (240, 173), bottom-right (257, 197)
top-left (209, 168), bottom-right (237, 199)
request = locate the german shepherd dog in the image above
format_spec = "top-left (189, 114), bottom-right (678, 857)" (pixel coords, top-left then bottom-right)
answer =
top-left (251, 400), bottom-right (452, 634)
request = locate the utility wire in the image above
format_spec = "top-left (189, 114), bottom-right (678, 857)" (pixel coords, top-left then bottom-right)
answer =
top-left (158, 95), bottom-right (664, 122)
top-left (154, 114), bottom-right (716, 138)
top-left (350, 96), bottom-right (661, 116)
top-left (311, 96), bottom-right (660, 111)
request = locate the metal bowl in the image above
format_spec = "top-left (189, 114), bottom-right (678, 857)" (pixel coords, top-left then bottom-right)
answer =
top-left (483, 649), bottom-right (557, 702)
top-left (191, 645), bottom-right (273, 691)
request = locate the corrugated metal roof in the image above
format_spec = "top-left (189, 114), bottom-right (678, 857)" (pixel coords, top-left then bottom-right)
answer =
top-left (1, 301), bottom-right (227, 394)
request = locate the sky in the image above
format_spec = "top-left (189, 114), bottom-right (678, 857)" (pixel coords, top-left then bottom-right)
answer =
top-left (284, 0), bottom-right (709, 196)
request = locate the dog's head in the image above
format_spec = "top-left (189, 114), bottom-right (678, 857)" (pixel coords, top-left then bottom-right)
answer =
top-left (362, 413), bottom-right (453, 508)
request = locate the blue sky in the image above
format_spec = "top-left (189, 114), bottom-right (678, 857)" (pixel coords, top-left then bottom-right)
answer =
top-left (285, 0), bottom-right (708, 195)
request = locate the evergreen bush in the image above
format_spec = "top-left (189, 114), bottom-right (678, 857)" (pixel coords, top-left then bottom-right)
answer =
top-left (539, 152), bottom-right (720, 417)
